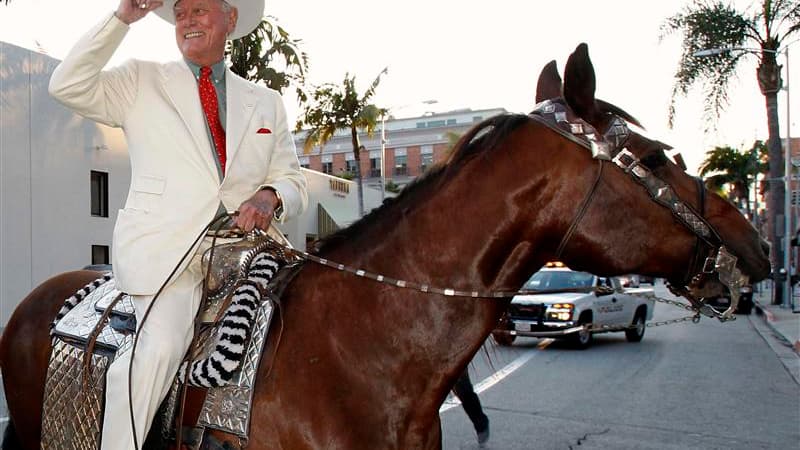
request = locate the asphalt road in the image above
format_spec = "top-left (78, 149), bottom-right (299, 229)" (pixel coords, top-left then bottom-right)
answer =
top-left (439, 281), bottom-right (800, 450)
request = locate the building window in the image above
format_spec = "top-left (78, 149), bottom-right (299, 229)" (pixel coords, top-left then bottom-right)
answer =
top-left (90, 170), bottom-right (108, 217)
top-left (394, 155), bottom-right (408, 176)
top-left (91, 245), bottom-right (109, 265)
top-left (369, 157), bottom-right (382, 177)
top-left (346, 159), bottom-right (358, 174)
top-left (322, 162), bottom-right (333, 174)
top-left (421, 153), bottom-right (434, 172)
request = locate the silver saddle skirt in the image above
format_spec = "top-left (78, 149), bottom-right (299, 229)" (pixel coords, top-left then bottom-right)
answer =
top-left (41, 234), bottom-right (302, 450)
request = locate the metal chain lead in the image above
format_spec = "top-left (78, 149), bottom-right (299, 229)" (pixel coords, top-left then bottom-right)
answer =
top-left (587, 292), bottom-right (702, 333)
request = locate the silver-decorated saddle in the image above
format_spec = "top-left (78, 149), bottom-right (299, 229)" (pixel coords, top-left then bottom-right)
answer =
top-left (41, 233), bottom-right (302, 450)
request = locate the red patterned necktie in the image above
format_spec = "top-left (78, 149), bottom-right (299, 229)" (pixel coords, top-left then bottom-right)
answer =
top-left (199, 66), bottom-right (226, 174)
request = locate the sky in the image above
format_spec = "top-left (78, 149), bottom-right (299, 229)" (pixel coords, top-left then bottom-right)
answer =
top-left (1, 0), bottom-right (796, 175)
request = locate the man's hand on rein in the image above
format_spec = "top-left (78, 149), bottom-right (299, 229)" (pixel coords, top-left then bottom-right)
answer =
top-left (235, 188), bottom-right (280, 232)
top-left (115, 0), bottom-right (163, 25)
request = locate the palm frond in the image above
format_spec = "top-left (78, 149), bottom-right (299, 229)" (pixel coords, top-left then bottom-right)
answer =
top-left (662, 1), bottom-right (756, 127)
top-left (226, 16), bottom-right (308, 95)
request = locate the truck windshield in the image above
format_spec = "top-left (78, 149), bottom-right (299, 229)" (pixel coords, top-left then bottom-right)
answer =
top-left (524, 270), bottom-right (594, 290)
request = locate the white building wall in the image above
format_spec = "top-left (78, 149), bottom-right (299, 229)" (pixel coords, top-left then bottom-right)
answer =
top-left (1, 42), bottom-right (129, 327)
top-left (276, 168), bottom-right (388, 249)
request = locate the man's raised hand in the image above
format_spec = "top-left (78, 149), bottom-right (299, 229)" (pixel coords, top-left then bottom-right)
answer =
top-left (115, 0), bottom-right (164, 25)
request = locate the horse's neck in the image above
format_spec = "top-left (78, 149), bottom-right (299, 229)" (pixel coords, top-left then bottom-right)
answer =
top-left (272, 131), bottom-right (598, 436)
top-left (299, 153), bottom-right (562, 369)
top-left (329, 174), bottom-right (549, 291)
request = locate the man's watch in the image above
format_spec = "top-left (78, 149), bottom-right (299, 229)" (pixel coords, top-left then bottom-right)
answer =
top-left (260, 186), bottom-right (284, 221)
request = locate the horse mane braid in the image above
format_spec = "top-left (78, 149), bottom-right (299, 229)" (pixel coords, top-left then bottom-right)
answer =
top-left (313, 113), bottom-right (533, 254)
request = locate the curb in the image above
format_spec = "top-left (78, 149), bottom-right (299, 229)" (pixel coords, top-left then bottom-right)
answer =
top-left (755, 302), bottom-right (800, 354)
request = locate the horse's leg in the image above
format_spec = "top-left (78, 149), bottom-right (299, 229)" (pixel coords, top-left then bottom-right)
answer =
top-left (0, 271), bottom-right (102, 450)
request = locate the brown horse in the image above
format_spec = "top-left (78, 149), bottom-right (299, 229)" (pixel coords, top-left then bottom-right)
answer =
top-left (1, 44), bottom-right (770, 450)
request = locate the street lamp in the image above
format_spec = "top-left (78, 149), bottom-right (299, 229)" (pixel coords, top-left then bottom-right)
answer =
top-left (694, 43), bottom-right (795, 308)
top-left (380, 99), bottom-right (438, 200)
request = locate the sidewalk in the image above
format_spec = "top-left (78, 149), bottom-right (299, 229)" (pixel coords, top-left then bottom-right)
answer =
top-left (753, 283), bottom-right (800, 355)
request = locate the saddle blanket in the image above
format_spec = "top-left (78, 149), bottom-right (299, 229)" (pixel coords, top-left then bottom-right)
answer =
top-left (41, 246), bottom-right (289, 450)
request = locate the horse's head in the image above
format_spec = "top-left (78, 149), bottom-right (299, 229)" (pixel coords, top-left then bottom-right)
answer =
top-left (531, 43), bottom-right (770, 310)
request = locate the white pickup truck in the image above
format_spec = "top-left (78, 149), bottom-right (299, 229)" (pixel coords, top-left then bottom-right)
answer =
top-left (492, 265), bottom-right (655, 349)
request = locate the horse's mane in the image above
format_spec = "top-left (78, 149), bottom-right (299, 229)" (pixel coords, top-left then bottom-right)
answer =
top-left (596, 99), bottom-right (642, 129)
top-left (313, 113), bottom-right (533, 254)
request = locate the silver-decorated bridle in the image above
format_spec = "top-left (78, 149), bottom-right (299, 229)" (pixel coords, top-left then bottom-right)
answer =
top-left (529, 99), bottom-right (748, 321)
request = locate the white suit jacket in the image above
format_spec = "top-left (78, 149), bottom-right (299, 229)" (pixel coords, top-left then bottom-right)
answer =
top-left (49, 13), bottom-right (308, 295)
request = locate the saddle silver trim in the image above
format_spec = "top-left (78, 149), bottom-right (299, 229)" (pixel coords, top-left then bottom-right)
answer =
top-left (53, 278), bottom-right (134, 351)
top-left (199, 297), bottom-right (273, 437)
top-left (41, 339), bottom-right (110, 450)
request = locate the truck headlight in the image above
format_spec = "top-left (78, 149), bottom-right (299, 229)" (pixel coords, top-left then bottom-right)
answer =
top-left (545, 303), bottom-right (574, 321)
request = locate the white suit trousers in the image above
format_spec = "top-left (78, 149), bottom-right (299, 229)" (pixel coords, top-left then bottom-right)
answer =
top-left (100, 239), bottom-right (216, 450)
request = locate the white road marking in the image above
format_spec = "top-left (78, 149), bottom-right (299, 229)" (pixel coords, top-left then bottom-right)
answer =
top-left (439, 339), bottom-right (551, 412)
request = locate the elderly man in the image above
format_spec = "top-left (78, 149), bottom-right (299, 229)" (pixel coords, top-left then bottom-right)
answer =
top-left (48, 0), bottom-right (307, 448)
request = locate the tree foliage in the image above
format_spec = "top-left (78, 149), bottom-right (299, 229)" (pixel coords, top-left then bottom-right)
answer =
top-left (663, 1), bottom-right (799, 299)
top-left (227, 16), bottom-right (308, 101)
top-left (661, 0), bottom-right (799, 127)
top-left (699, 141), bottom-right (768, 213)
top-left (297, 69), bottom-right (388, 216)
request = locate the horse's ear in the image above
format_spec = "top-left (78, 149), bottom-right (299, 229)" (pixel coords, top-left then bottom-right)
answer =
top-left (563, 43), bottom-right (597, 119)
top-left (535, 60), bottom-right (562, 103)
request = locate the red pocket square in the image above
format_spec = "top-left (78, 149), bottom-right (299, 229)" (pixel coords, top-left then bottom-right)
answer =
top-left (257, 128), bottom-right (272, 134)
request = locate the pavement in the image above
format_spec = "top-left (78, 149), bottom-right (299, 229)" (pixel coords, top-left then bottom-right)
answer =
top-left (752, 282), bottom-right (800, 355)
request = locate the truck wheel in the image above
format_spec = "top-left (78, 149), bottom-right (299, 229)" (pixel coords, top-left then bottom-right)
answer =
top-left (492, 331), bottom-right (516, 346)
top-left (625, 311), bottom-right (646, 342)
top-left (736, 295), bottom-right (753, 315)
top-left (570, 316), bottom-right (593, 349)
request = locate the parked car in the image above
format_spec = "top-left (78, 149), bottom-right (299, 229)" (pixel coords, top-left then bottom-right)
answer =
top-left (492, 264), bottom-right (655, 349)
top-left (705, 284), bottom-right (754, 315)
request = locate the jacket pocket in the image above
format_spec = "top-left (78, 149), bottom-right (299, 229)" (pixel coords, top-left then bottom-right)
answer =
top-left (128, 175), bottom-right (166, 212)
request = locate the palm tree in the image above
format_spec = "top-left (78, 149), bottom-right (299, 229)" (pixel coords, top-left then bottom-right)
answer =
top-left (662, 0), bottom-right (800, 296)
top-left (297, 69), bottom-right (388, 217)
top-left (227, 16), bottom-right (308, 101)
top-left (699, 141), bottom-right (768, 217)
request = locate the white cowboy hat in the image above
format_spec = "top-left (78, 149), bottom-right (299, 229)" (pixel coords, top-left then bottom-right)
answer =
top-left (154, 0), bottom-right (265, 40)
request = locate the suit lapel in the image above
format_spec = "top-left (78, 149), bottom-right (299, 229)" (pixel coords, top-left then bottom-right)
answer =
top-left (162, 62), bottom-right (220, 180)
top-left (225, 69), bottom-right (257, 172)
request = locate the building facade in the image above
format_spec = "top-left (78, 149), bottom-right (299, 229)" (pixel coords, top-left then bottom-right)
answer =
top-left (1, 42), bottom-right (130, 326)
top-left (294, 108), bottom-right (508, 191)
